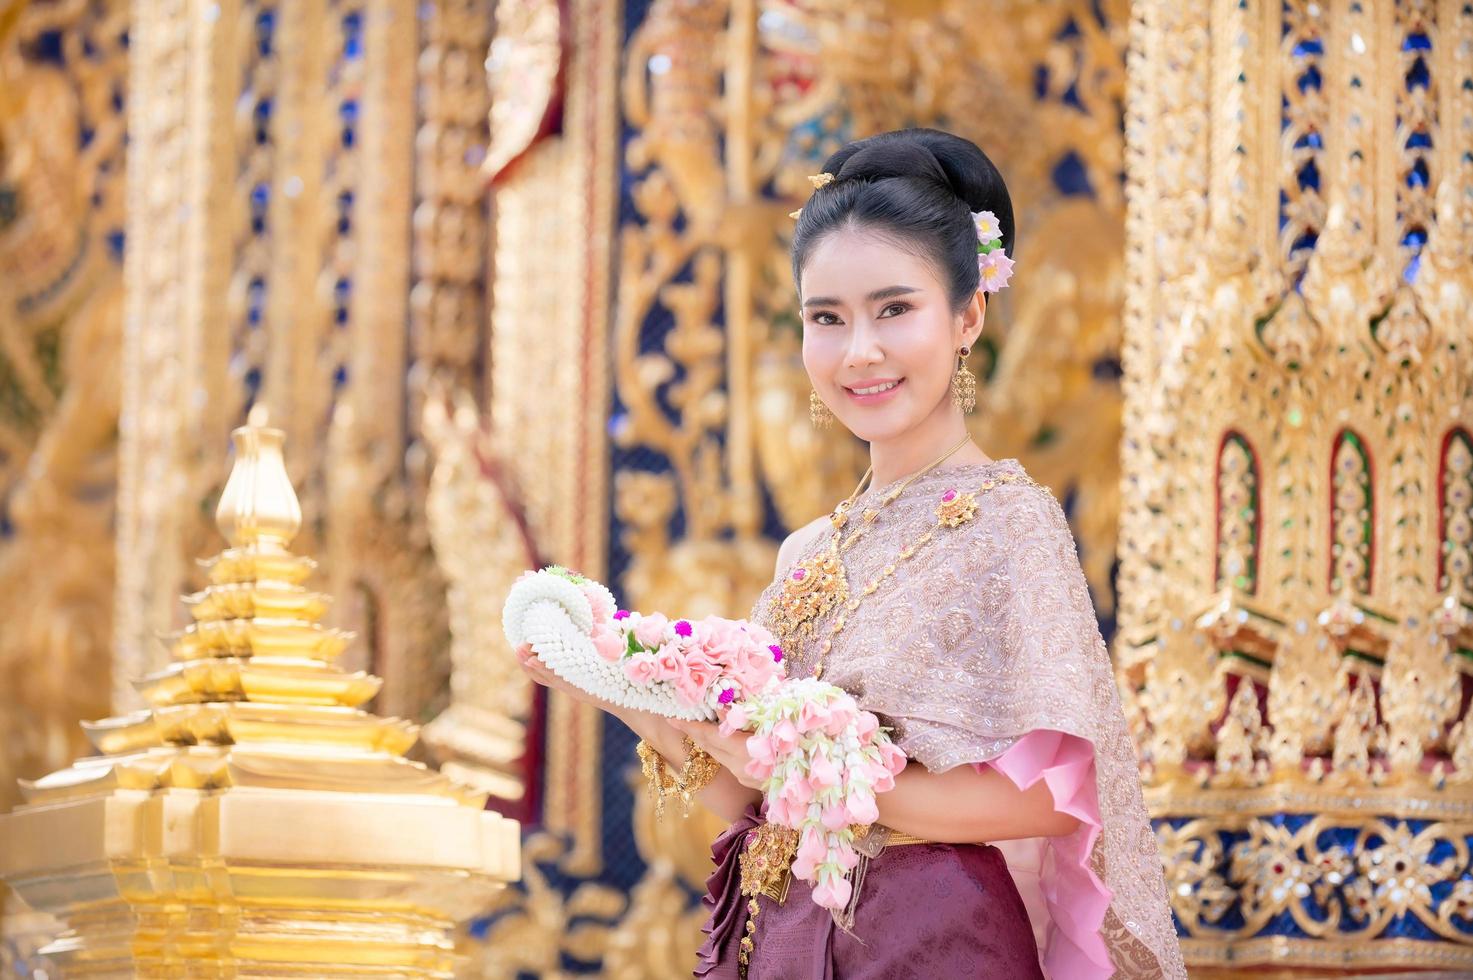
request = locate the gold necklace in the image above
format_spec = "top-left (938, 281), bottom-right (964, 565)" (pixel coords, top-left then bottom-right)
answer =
top-left (772, 435), bottom-right (972, 653)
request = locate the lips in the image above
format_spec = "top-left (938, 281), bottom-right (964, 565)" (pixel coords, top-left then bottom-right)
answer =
top-left (842, 378), bottom-right (905, 403)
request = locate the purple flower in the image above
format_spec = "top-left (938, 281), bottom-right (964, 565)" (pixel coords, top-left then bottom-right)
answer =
top-left (674, 620), bottom-right (693, 638)
top-left (718, 688), bottom-right (736, 705)
top-left (769, 644), bottom-right (784, 662)
top-left (613, 609), bottom-right (631, 620)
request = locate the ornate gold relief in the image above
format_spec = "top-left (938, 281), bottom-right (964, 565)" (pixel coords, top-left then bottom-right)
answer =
top-left (1123, 0), bottom-right (1473, 967)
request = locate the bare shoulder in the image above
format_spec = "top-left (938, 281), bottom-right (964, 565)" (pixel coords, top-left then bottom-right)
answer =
top-left (775, 514), bottom-right (830, 576)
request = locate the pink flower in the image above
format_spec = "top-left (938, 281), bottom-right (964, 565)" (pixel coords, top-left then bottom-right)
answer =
top-left (812, 873), bottom-right (853, 910)
top-left (674, 650), bottom-right (720, 706)
top-left (653, 648), bottom-right (683, 682)
top-left (591, 624), bottom-right (625, 662)
top-left (807, 751), bottom-right (840, 790)
top-left (745, 754), bottom-right (775, 784)
top-left (844, 790), bottom-right (879, 826)
top-left (972, 209), bottom-right (1002, 244)
top-left (622, 651), bottom-right (660, 686)
top-left (745, 732), bottom-right (776, 766)
top-left (821, 700), bottom-right (856, 737)
top-left (877, 740), bottom-right (908, 774)
top-left (695, 616), bottom-right (749, 668)
top-left (854, 711), bottom-right (879, 741)
top-left (580, 583), bottom-right (615, 625)
top-left (796, 700), bottom-right (832, 735)
top-left (979, 249), bottom-right (1015, 293)
top-left (633, 613), bottom-right (669, 649)
top-left (791, 830), bottom-right (828, 880)
top-left (779, 770), bottom-right (814, 809)
top-left (820, 800), bottom-right (854, 832)
top-left (719, 703), bottom-right (750, 736)
top-left (769, 644), bottom-right (784, 662)
top-left (765, 795), bottom-right (796, 828)
top-left (771, 719), bottom-right (800, 754)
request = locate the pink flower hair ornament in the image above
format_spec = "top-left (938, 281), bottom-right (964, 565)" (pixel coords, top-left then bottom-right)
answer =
top-left (972, 209), bottom-right (1015, 294)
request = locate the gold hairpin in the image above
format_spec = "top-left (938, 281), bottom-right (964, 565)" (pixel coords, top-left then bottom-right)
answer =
top-left (807, 172), bottom-right (835, 189)
top-left (788, 208), bottom-right (803, 220)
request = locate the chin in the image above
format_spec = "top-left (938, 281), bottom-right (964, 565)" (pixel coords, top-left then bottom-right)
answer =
top-left (835, 413), bottom-right (917, 445)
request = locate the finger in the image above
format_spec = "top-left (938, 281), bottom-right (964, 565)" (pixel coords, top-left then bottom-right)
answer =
top-left (514, 643), bottom-right (534, 663)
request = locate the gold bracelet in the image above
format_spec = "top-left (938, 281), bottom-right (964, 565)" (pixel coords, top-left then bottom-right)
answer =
top-left (636, 737), bottom-right (721, 819)
top-left (636, 739), bottom-right (679, 820)
top-left (676, 737), bottom-right (721, 812)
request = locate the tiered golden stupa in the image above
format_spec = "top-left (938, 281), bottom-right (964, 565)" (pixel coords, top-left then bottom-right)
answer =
top-left (0, 412), bottom-right (519, 977)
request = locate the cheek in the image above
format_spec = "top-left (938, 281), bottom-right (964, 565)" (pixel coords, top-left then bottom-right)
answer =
top-left (801, 331), bottom-right (842, 380)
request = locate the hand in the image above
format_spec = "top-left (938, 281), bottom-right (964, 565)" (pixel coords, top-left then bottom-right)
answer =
top-left (515, 643), bottom-right (664, 733)
top-left (672, 718), bottom-right (768, 791)
top-left (515, 642), bottom-right (619, 711)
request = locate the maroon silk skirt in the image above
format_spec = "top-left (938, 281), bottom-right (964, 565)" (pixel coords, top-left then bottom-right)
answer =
top-left (696, 806), bottom-right (1043, 980)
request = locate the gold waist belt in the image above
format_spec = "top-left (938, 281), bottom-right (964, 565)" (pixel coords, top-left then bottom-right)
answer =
top-left (739, 823), bottom-right (932, 904)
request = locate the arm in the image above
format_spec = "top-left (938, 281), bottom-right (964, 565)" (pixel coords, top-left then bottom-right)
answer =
top-left (676, 718), bottom-right (1081, 844)
top-left (875, 762), bottom-right (1080, 843)
top-left (612, 704), bottom-right (762, 823)
top-left (517, 646), bottom-right (761, 823)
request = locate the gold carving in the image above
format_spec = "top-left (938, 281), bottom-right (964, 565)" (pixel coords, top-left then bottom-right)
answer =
top-left (1123, 0), bottom-right (1473, 968)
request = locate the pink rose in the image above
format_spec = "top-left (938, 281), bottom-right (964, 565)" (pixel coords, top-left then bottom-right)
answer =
top-left (622, 651), bottom-right (660, 686)
top-left (877, 740), bottom-right (908, 774)
top-left (820, 800), bottom-right (854, 832)
top-left (580, 583), bottom-right (615, 625)
top-left (633, 613), bottom-right (669, 649)
top-left (844, 790), bottom-right (879, 826)
top-left (796, 700), bottom-right (832, 735)
top-left (653, 648), bottom-right (683, 682)
top-left (765, 795), bottom-right (796, 828)
top-left (823, 700), bottom-right (857, 737)
top-left (719, 703), bottom-right (750, 736)
top-left (745, 755), bottom-right (775, 784)
top-left (591, 624), bottom-right (625, 662)
top-left (771, 719), bottom-right (800, 754)
top-left (812, 873), bottom-right (853, 910)
top-left (791, 830), bottom-right (828, 880)
top-left (745, 732), bottom-right (776, 766)
top-left (806, 751), bottom-right (840, 790)
top-left (674, 650), bottom-right (720, 706)
top-left (779, 770), bottom-right (814, 809)
top-left (694, 616), bottom-right (748, 667)
top-left (853, 711), bottom-right (879, 741)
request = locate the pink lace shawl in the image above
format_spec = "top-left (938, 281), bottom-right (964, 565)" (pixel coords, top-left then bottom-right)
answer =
top-left (752, 459), bottom-right (1185, 979)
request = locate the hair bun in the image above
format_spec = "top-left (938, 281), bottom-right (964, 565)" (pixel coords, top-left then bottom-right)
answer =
top-left (826, 129), bottom-right (994, 211)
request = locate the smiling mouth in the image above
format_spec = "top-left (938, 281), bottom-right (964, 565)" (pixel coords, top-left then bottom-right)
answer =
top-left (843, 379), bottom-right (904, 398)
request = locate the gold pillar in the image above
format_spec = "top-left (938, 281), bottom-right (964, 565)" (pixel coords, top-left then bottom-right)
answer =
top-left (1122, 0), bottom-right (1473, 970)
top-left (0, 415), bottom-right (518, 977)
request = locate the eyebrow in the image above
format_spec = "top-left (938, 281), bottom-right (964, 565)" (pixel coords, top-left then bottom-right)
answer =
top-left (802, 285), bottom-right (920, 308)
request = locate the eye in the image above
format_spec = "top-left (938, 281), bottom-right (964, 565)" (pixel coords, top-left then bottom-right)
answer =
top-left (807, 310), bottom-right (843, 326)
top-left (878, 302), bottom-right (912, 318)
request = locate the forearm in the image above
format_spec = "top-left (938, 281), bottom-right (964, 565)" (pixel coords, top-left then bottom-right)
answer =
top-left (875, 763), bottom-right (1080, 844)
top-left (614, 709), bottom-right (762, 824)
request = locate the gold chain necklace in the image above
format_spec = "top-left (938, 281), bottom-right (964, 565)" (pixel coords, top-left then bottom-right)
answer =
top-left (772, 435), bottom-right (972, 655)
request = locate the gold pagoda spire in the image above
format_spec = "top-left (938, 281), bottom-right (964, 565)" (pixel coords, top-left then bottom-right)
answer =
top-left (0, 413), bottom-right (519, 977)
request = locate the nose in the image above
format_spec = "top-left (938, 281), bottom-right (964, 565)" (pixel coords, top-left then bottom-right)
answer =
top-left (843, 316), bottom-right (884, 370)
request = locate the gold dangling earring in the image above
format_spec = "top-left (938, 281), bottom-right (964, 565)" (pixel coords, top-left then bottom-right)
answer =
top-left (809, 390), bottom-right (834, 428)
top-left (952, 347), bottom-right (977, 414)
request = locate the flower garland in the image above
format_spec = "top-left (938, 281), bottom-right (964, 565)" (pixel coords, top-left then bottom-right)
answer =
top-left (502, 566), bottom-right (908, 911)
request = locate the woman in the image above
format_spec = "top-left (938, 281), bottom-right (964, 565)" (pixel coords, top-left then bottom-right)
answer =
top-left (519, 128), bottom-right (1184, 978)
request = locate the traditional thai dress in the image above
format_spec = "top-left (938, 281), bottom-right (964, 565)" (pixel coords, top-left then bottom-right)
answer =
top-left (695, 459), bottom-right (1185, 979)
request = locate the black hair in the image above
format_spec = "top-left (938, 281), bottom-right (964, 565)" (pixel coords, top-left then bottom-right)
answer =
top-left (791, 128), bottom-right (1015, 311)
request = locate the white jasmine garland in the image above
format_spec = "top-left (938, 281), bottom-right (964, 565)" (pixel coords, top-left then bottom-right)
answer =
top-left (502, 567), bottom-right (909, 911)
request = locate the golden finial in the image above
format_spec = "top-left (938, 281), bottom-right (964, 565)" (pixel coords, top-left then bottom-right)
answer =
top-left (807, 172), bottom-right (835, 189)
top-left (214, 404), bottom-right (303, 550)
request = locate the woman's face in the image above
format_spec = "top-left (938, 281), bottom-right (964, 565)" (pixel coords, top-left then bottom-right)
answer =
top-left (799, 227), bottom-right (982, 444)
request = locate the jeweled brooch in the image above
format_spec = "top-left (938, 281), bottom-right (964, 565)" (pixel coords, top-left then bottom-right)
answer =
top-left (936, 488), bottom-right (979, 528)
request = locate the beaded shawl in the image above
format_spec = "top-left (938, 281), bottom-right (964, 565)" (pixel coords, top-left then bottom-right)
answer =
top-left (750, 458), bottom-right (1185, 979)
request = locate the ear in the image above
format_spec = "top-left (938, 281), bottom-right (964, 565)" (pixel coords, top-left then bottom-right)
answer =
top-left (957, 290), bottom-right (986, 350)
